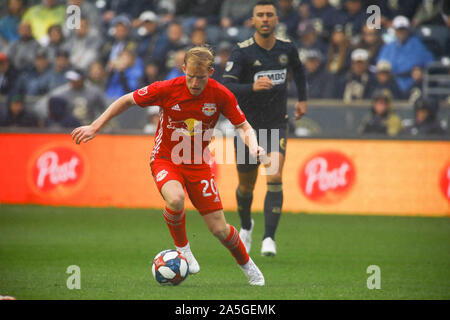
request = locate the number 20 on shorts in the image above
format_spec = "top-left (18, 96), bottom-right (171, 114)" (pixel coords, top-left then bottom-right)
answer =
top-left (201, 178), bottom-right (218, 197)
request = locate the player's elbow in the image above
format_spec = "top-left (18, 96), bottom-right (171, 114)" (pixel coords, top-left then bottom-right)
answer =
top-left (122, 93), bottom-right (136, 107)
top-left (236, 121), bottom-right (253, 137)
top-left (235, 120), bottom-right (250, 130)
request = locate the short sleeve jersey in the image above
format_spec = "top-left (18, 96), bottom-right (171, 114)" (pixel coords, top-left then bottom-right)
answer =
top-left (133, 76), bottom-right (246, 164)
top-left (222, 36), bottom-right (307, 129)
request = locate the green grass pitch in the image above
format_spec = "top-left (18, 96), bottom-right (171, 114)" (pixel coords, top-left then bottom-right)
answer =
top-left (0, 204), bottom-right (449, 300)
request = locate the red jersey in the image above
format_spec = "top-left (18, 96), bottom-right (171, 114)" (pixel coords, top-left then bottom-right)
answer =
top-left (133, 76), bottom-right (246, 164)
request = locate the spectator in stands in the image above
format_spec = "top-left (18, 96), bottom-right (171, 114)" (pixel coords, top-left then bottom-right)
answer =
top-left (139, 60), bottom-right (161, 88)
top-left (417, 0), bottom-right (450, 27)
top-left (44, 24), bottom-right (65, 61)
top-left (100, 0), bottom-right (155, 24)
top-left (152, 20), bottom-right (189, 69)
top-left (326, 24), bottom-right (351, 75)
top-left (48, 49), bottom-right (71, 90)
top-left (303, 49), bottom-right (330, 99)
top-left (213, 41), bottom-right (232, 82)
top-left (377, 0), bottom-right (422, 27)
top-left (367, 60), bottom-right (404, 100)
top-left (63, 17), bottom-right (101, 71)
top-left (21, 0), bottom-right (65, 43)
top-left (353, 25), bottom-right (384, 69)
top-left (297, 0), bottom-right (309, 20)
top-left (377, 16), bottom-right (434, 93)
top-left (413, 1), bottom-right (450, 58)
top-left (175, 0), bottom-right (222, 31)
top-left (105, 49), bottom-right (143, 99)
top-left (304, 0), bottom-right (345, 40)
top-left (164, 49), bottom-right (186, 80)
top-left (88, 61), bottom-right (107, 90)
top-left (341, 0), bottom-right (367, 40)
top-left (190, 28), bottom-right (207, 47)
top-left (0, 93), bottom-right (39, 127)
top-left (411, 0), bottom-right (444, 27)
top-left (335, 48), bottom-right (377, 102)
top-left (0, 0), bottom-right (25, 44)
top-left (408, 97), bottom-right (446, 135)
top-left (134, 11), bottom-right (160, 60)
top-left (406, 66), bottom-right (424, 103)
top-left (278, 0), bottom-right (301, 40)
top-left (47, 68), bottom-right (106, 125)
top-left (295, 21), bottom-right (328, 63)
top-left (358, 89), bottom-right (403, 137)
top-left (153, 0), bottom-right (176, 26)
top-left (0, 52), bottom-right (18, 95)
top-left (14, 48), bottom-right (53, 96)
top-left (7, 21), bottom-right (41, 71)
top-left (220, 0), bottom-right (257, 29)
top-left (101, 15), bottom-right (136, 69)
top-left (45, 96), bottom-right (81, 129)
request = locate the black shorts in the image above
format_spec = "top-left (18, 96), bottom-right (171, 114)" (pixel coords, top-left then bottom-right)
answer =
top-left (233, 125), bottom-right (288, 173)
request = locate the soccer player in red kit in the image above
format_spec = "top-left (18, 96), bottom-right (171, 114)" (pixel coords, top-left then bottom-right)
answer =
top-left (71, 46), bottom-right (265, 285)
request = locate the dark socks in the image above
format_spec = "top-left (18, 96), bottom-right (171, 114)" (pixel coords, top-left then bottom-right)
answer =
top-left (263, 183), bottom-right (283, 240)
top-left (236, 187), bottom-right (253, 230)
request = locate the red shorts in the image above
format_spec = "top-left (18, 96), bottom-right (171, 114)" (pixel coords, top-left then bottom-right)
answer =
top-left (150, 158), bottom-right (223, 215)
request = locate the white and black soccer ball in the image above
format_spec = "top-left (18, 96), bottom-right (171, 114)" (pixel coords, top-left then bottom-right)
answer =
top-left (151, 249), bottom-right (189, 285)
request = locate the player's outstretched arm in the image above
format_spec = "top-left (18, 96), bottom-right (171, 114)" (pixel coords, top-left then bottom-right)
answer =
top-left (71, 93), bottom-right (136, 144)
top-left (235, 121), bottom-right (266, 162)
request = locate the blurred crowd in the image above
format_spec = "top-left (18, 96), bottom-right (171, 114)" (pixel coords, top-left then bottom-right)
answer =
top-left (0, 0), bottom-right (448, 137)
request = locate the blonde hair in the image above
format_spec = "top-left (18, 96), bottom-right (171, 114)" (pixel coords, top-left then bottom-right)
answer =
top-left (184, 46), bottom-right (214, 70)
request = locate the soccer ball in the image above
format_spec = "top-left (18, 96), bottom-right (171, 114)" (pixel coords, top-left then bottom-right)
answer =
top-left (151, 249), bottom-right (189, 285)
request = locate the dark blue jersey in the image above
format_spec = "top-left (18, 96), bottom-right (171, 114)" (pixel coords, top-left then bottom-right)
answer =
top-left (222, 36), bottom-right (307, 129)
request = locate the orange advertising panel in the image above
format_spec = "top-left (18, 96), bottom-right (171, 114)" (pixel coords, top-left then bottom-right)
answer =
top-left (0, 133), bottom-right (449, 216)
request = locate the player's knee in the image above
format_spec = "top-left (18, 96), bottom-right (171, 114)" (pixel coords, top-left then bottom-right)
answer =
top-left (210, 224), bottom-right (229, 240)
top-left (238, 183), bottom-right (255, 195)
top-left (165, 193), bottom-right (185, 211)
top-left (267, 173), bottom-right (282, 184)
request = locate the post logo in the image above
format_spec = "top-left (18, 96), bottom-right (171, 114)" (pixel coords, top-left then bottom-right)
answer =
top-left (30, 146), bottom-right (85, 194)
top-left (299, 151), bottom-right (355, 203)
top-left (440, 163), bottom-right (450, 202)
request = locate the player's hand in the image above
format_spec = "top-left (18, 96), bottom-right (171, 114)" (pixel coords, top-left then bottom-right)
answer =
top-left (71, 125), bottom-right (97, 145)
top-left (253, 76), bottom-right (274, 92)
top-left (249, 145), bottom-right (264, 160)
top-left (253, 146), bottom-right (269, 165)
top-left (294, 101), bottom-right (307, 120)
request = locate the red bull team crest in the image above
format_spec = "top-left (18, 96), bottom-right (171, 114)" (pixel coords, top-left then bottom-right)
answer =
top-left (202, 103), bottom-right (217, 116)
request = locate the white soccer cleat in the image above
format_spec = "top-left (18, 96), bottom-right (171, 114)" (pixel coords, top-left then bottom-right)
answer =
top-left (239, 257), bottom-right (265, 286)
top-left (176, 243), bottom-right (200, 274)
top-left (261, 237), bottom-right (276, 257)
top-left (239, 219), bottom-right (254, 253)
